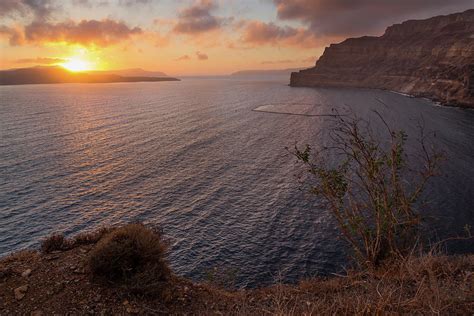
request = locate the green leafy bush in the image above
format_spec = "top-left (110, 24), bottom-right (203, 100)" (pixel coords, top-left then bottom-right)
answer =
top-left (293, 113), bottom-right (443, 267)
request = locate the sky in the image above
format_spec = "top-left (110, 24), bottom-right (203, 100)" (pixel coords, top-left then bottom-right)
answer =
top-left (0, 0), bottom-right (472, 75)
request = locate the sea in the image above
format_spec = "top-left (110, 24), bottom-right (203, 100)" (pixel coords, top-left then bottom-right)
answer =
top-left (1, 77), bottom-right (473, 287)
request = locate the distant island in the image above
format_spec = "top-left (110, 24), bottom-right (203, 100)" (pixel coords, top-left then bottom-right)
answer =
top-left (231, 68), bottom-right (303, 77)
top-left (0, 66), bottom-right (180, 85)
top-left (291, 10), bottom-right (474, 108)
top-left (90, 68), bottom-right (168, 78)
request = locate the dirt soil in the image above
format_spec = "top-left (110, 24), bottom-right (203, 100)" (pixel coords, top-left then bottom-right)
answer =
top-left (1, 244), bottom-right (473, 315)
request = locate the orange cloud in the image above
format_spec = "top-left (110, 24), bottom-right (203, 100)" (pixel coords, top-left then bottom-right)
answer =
top-left (195, 51), bottom-right (208, 60)
top-left (301, 55), bottom-right (317, 63)
top-left (3, 19), bottom-right (143, 47)
top-left (15, 57), bottom-right (66, 64)
top-left (175, 54), bottom-right (191, 61)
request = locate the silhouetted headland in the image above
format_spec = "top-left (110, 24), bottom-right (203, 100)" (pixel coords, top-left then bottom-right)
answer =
top-left (0, 66), bottom-right (180, 85)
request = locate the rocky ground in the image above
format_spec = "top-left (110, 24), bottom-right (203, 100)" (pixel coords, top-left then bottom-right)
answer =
top-left (1, 242), bottom-right (473, 315)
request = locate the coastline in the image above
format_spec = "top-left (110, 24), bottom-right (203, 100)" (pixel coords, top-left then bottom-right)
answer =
top-left (289, 76), bottom-right (473, 109)
top-left (0, 77), bottom-right (181, 86)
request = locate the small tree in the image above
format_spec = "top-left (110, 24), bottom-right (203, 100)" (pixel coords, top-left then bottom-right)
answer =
top-left (293, 113), bottom-right (443, 268)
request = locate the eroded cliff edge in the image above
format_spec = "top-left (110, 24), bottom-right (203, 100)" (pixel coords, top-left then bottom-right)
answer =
top-left (290, 10), bottom-right (474, 108)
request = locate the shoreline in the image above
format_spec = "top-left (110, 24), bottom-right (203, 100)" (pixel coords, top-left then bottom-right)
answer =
top-left (289, 82), bottom-right (473, 109)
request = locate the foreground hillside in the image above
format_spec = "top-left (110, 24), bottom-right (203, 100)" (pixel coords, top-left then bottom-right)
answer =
top-left (291, 10), bottom-right (474, 108)
top-left (1, 226), bottom-right (472, 315)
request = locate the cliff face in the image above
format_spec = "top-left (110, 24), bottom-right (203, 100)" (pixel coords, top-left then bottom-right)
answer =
top-left (291, 10), bottom-right (474, 108)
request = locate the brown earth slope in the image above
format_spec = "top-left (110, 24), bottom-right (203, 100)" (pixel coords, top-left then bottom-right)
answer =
top-left (1, 244), bottom-right (473, 315)
top-left (290, 10), bottom-right (474, 108)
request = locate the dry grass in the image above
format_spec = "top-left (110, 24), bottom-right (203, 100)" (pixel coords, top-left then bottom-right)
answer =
top-left (229, 253), bottom-right (474, 315)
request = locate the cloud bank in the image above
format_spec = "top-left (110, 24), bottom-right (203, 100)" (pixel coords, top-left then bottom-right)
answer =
top-left (1, 19), bottom-right (142, 46)
top-left (0, 0), bottom-right (55, 19)
top-left (273, 0), bottom-right (474, 37)
top-left (15, 57), bottom-right (66, 64)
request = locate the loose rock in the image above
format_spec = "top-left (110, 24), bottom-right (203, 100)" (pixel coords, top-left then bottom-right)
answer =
top-left (14, 285), bottom-right (28, 300)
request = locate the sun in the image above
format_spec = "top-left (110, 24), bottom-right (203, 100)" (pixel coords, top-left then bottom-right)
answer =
top-left (61, 58), bottom-right (92, 72)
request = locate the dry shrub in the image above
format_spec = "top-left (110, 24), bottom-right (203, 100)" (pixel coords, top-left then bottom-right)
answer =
top-left (88, 223), bottom-right (170, 294)
top-left (41, 234), bottom-right (70, 253)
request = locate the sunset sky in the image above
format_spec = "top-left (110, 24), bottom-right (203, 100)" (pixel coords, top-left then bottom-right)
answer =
top-left (1, 0), bottom-right (472, 75)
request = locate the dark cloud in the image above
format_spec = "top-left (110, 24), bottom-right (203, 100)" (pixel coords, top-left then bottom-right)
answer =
top-left (72, 0), bottom-right (150, 7)
top-left (173, 0), bottom-right (226, 34)
top-left (22, 19), bottom-right (142, 46)
top-left (242, 21), bottom-right (296, 42)
top-left (273, 0), bottom-right (474, 37)
top-left (15, 57), bottom-right (66, 64)
top-left (0, 0), bottom-right (55, 19)
top-left (240, 20), bottom-right (318, 48)
top-left (196, 51), bottom-right (208, 60)
top-left (119, 0), bottom-right (152, 6)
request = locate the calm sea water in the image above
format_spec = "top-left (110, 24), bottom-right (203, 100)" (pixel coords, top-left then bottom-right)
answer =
top-left (1, 78), bottom-right (473, 287)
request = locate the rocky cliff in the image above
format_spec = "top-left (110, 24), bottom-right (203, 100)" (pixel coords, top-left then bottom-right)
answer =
top-left (290, 10), bottom-right (474, 108)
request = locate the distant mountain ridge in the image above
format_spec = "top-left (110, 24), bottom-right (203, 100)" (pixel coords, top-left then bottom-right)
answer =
top-left (0, 66), bottom-right (179, 85)
top-left (290, 10), bottom-right (474, 108)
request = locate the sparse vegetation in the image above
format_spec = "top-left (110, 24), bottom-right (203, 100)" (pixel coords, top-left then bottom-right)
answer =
top-left (205, 266), bottom-right (239, 289)
top-left (40, 227), bottom-right (111, 254)
top-left (292, 113), bottom-right (443, 267)
top-left (40, 234), bottom-right (69, 253)
top-left (1, 240), bottom-right (472, 314)
top-left (88, 223), bottom-right (170, 294)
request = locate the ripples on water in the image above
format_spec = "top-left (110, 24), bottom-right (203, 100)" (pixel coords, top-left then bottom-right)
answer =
top-left (1, 79), bottom-right (473, 287)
